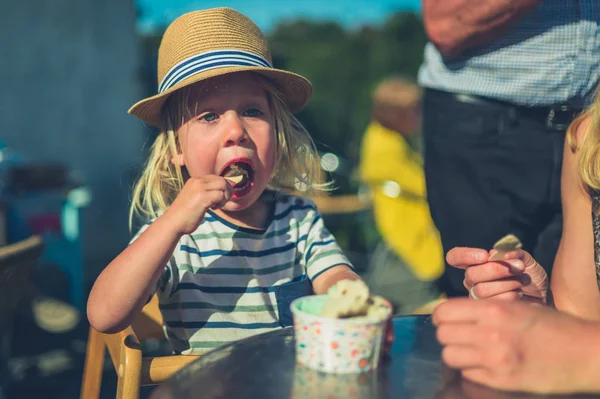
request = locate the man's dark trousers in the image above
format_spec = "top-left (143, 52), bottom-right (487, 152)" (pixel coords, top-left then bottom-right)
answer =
top-left (423, 88), bottom-right (572, 297)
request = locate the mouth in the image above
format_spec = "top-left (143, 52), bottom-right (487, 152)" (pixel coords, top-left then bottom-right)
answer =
top-left (220, 160), bottom-right (254, 198)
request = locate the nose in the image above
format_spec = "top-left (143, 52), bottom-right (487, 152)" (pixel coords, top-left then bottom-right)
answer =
top-left (222, 112), bottom-right (248, 147)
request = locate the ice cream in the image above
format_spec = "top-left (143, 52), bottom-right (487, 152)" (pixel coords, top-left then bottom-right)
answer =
top-left (223, 163), bottom-right (248, 185)
top-left (224, 174), bottom-right (243, 184)
top-left (320, 280), bottom-right (390, 321)
top-left (489, 234), bottom-right (522, 261)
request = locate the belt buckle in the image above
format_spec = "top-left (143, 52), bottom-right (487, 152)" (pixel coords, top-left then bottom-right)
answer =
top-left (546, 105), bottom-right (575, 131)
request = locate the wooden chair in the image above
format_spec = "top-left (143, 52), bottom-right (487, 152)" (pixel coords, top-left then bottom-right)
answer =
top-left (307, 193), bottom-right (371, 215)
top-left (0, 235), bottom-right (44, 338)
top-left (0, 235), bottom-right (44, 396)
top-left (80, 295), bottom-right (199, 399)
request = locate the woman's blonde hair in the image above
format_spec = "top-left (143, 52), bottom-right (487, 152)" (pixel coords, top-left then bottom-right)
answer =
top-left (567, 88), bottom-right (600, 193)
top-left (129, 73), bottom-right (326, 227)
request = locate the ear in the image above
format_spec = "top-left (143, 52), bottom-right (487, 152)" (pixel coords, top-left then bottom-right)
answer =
top-left (171, 152), bottom-right (185, 166)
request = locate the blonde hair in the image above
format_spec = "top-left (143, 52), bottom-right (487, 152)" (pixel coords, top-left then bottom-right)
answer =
top-left (567, 88), bottom-right (600, 193)
top-left (129, 73), bottom-right (326, 227)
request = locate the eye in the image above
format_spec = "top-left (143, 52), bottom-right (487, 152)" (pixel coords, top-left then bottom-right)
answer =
top-left (199, 112), bottom-right (217, 122)
top-left (243, 108), bottom-right (263, 117)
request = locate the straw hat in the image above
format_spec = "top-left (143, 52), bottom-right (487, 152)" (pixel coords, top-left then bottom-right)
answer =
top-left (128, 7), bottom-right (313, 128)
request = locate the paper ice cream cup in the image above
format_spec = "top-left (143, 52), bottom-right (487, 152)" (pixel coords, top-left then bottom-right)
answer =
top-left (291, 295), bottom-right (392, 374)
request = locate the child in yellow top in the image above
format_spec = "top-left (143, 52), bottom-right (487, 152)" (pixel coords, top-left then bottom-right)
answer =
top-left (360, 77), bottom-right (443, 282)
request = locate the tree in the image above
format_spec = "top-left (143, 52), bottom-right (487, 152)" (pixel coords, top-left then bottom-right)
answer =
top-left (269, 12), bottom-right (427, 189)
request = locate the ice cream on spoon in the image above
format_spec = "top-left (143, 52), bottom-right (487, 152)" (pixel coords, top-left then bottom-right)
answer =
top-left (489, 234), bottom-right (522, 261)
top-left (223, 163), bottom-right (249, 185)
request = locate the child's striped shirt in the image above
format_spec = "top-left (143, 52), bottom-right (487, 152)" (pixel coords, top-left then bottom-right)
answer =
top-left (132, 193), bottom-right (352, 355)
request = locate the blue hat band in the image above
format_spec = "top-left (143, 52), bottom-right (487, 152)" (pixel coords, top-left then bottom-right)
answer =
top-left (158, 49), bottom-right (272, 93)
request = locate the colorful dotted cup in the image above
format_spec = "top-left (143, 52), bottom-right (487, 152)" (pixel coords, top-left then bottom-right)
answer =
top-left (290, 295), bottom-right (392, 374)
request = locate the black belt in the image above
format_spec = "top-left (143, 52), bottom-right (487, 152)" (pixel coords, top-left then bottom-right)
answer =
top-left (430, 89), bottom-right (582, 131)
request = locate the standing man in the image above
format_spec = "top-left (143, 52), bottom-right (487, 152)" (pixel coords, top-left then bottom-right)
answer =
top-left (418, 1), bottom-right (600, 297)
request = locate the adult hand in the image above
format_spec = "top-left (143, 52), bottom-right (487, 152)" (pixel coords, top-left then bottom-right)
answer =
top-left (433, 299), bottom-right (600, 394)
top-left (164, 175), bottom-right (233, 235)
top-left (446, 247), bottom-right (548, 304)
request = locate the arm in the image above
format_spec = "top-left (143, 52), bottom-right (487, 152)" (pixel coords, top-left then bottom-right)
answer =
top-left (300, 200), bottom-right (361, 294)
top-left (87, 213), bottom-right (182, 333)
top-left (87, 175), bottom-right (233, 333)
top-left (422, 0), bottom-right (542, 58)
top-left (551, 130), bottom-right (600, 320)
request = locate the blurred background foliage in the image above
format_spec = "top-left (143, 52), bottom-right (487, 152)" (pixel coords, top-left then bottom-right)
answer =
top-left (270, 12), bottom-right (426, 169)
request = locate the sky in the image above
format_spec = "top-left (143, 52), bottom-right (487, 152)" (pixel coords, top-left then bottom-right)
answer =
top-left (137, 0), bottom-right (422, 34)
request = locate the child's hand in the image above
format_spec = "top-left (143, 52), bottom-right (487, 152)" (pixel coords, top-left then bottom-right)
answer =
top-left (446, 247), bottom-right (548, 304)
top-left (165, 175), bottom-right (233, 234)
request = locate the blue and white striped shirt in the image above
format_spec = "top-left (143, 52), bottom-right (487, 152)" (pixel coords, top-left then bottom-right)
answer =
top-left (133, 193), bottom-right (351, 355)
top-left (418, 1), bottom-right (600, 107)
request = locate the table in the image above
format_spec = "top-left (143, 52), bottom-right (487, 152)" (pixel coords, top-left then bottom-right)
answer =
top-left (150, 315), bottom-right (600, 399)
